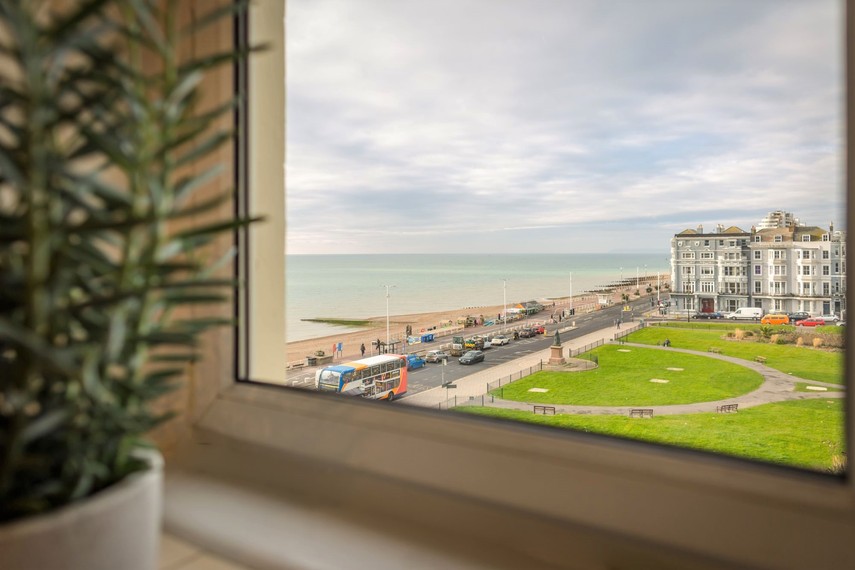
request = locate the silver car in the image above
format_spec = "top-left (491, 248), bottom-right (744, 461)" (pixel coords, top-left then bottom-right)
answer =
top-left (424, 350), bottom-right (450, 363)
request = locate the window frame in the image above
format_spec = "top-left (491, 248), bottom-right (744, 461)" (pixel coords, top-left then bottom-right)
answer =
top-left (186, 2), bottom-right (855, 568)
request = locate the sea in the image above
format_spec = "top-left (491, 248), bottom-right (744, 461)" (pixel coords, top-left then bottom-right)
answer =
top-left (286, 253), bottom-right (667, 342)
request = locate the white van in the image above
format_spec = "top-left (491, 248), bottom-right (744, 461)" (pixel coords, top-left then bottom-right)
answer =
top-left (726, 307), bottom-right (763, 320)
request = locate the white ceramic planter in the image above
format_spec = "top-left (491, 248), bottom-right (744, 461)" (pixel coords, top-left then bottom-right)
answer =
top-left (0, 449), bottom-right (163, 570)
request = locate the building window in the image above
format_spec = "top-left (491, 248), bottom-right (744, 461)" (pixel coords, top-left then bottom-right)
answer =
top-left (823, 233), bottom-right (830, 241)
top-left (754, 250), bottom-right (762, 260)
top-left (704, 239), bottom-right (710, 246)
top-left (773, 265), bottom-right (787, 276)
top-left (718, 240), bottom-right (724, 246)
top-left (701, 281), bottom-right (715, 293)
top-left (823, 282), bottom-right (831, 295)
top-left (754, 235), bottom-right (761, 242)
top-left (802, 235), bottom-right (811, 242)
top-left (700, 252), bottom-right (714, 259)
top-left (801, 266), bottom-right (813, 276)
top-left (772, 282), bottom-right (787, 295)
top-left (754, 281), bottom-right (762, 294)
top-left (701, 266), bottom-right (714, 276)
top-left (774, 235), bottom-right (783, 242)
top-left (682, 266), bottom-right (694, 275)
top-left (802, 283), bottom-right (812, 295)
top-left (684, 282), bottom-right (695, 294)
top-left (774, 299), bottom-right (782, 311)
top-left (773, 250), bottom-right (785, 260)
top-left (823, 265), bottom-right (830, 275)
top-left (823, 250), bottom-right (830, 259)
top-left (754, 265), bottom-right (761, 275)
top-left (835, 263), bottom-right (840, 273)
top-left (681, 252), bottom-right (695, 259)
top-left (729, 240), bottom-right (736, 246)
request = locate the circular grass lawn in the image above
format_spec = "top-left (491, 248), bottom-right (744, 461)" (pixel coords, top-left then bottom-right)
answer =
top-left (494, 344), bottom-right (764, 406)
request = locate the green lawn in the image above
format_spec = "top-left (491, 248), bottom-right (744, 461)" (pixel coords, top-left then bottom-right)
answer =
top-left (460, 399), bottom-right (845, 472)
top-left (625, 327), bottom-right (844, 384)
top-left (493, 344), bottom-right (763, 406)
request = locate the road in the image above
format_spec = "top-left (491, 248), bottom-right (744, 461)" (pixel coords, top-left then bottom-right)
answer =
top-left (286, 295), bottom-right (660, 394)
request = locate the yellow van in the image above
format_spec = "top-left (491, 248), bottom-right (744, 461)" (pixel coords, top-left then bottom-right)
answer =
top-left (760, 313), bottom-right (790, 325)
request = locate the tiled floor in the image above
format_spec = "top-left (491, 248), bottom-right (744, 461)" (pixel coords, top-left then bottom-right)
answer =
top-left (160, 533), bottom-right (252, 570)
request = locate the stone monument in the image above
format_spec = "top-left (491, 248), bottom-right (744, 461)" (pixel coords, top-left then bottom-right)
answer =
top-left (549, 330), bottom-right (566, 365)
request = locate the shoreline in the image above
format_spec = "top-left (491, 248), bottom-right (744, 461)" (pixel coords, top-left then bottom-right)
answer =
top-left (285, 274), bottom-right (668, 364)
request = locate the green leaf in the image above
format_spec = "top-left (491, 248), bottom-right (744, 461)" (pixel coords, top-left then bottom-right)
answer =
top-left (19, 410), bottom-right (70, 446)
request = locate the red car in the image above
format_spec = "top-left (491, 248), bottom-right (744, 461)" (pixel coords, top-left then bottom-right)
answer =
top-left (795, 318), bottom-right (826, 327)
top-left (531, 325), bottom-right (546, 334)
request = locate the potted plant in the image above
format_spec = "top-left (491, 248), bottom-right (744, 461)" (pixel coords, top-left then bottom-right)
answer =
top-left (0, 1), bottom-right (253, 568)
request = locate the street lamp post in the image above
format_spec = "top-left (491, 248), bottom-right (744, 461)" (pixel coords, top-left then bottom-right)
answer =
top-left (502, 279), bottom-right (508, 333)
top-left (383, 284), bottom-right (396, 350)
top-left (569, 272), bottom-right (573, 319)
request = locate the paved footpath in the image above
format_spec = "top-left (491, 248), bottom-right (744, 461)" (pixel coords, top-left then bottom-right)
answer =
top-left (401, 328), bottom-right (846, 415)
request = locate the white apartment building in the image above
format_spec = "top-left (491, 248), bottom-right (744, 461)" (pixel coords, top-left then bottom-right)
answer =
top-left (670, 216), bottom-right (846, 317)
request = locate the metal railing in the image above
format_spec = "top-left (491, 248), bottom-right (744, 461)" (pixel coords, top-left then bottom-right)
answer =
top-left (482, 360), bottom-right (544, 401)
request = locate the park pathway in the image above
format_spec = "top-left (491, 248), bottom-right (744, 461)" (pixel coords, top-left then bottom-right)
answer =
top-left (479, 342), bottom-right (845, 416)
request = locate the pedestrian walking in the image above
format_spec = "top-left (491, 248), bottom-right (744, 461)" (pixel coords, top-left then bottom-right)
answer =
top-left (360, 343), bottom-right (365, 357)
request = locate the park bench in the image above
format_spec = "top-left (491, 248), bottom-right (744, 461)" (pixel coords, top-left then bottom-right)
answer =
top-left (716, 404), bottom-right (739, 413)
top-left (754, 355), bottom-right (767, 364)
top-left (533, 405), bottom-right (556, 415)
top-left (629, 408), bottom-right (654, 418)
top-left (708, 347), bottom-right (722, 354)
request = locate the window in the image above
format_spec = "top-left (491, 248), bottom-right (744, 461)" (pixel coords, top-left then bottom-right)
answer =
top-left (774, 299), bottom-right (782, 311)
top-left (701, 281), bottom-right (715, 293)
top-left (729, 240), bottom-right (736, 247)
top-left (754, 281), bottom-right (762, 294)
top-left (824, 282), bottom-right (831, 296)
top-left (823, 233), bottom-right (830, 241)
top-left (824, 265), bottom-right (831, 275)
top-left (682, 252), bottom-right (695, 259)
top-left (718, 239), bottom-right (724, 246)
top-left (803, 235), bottom-right (811, 242)
top-left (773, 265), bottom-right (787, 276)
top-left (682, 266), bottom-right (694, 275)
top-left (754, 250), bottom-right (762, 260)
top-left (754, 235), bottom-right (761, 242)
top-left (701, 266), bottom-right (714, 276)
top-left (772, 282), bottom-right (787, 295)
top-left (700, 252), bottom-right (714, 259)
top-left (802, 283), bottom-right (812, 295)
top-left (216, 4), bottom-right (855, 570)
top-left (824, 249), bottom-right (830, 259)
top-left (774, 235), bottom-right (783, 242)
top-left (683, 282), bottom-right (695, 294)
top-left (773, 250), bottom-right (786, 260)
top-left (754, 265), bottom-right (762, 275)
top-left (704, 240), bottom-right (710, 246)
top-left (801, 266), bottom-right (813, 276)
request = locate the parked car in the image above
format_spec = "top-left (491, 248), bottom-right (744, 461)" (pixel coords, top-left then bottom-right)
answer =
top-left (531, 325), bottom-right (545, 334)
top-left (795, 318), bottom-right (826, 327)
top-left (518, 328), bottom-right (535, 338)
top-left (692, 312), bottom-right (724, 320)
top-left (490, 334), bottom-right (510, 346)
top-left (760, 313), bottom-right (790, 325)
top-left (787, 311), bottom-right (811, 323)
top-left (406, 354), bottom-right (426, 370)
top-left (819, 314), bottom-right (840, 322)
top-left (458, 350), bottom-right (485, 365)
top-left (424, 350), bottom-right (449, 363)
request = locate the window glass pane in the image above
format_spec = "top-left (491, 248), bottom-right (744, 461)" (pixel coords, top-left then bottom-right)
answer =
top-left (279, 0), bottom-right (845, 475)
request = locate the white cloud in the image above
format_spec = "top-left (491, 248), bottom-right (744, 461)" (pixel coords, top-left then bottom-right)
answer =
top-left (286, 0), bottom-right (844, 254)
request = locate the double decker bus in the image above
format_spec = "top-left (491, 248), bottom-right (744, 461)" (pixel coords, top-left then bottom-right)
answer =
top-left (314, 354), bottom-right (408, 401)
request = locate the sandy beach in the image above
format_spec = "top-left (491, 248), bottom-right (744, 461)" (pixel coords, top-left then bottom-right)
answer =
top-left (286, 274), bottom-right (668, 365)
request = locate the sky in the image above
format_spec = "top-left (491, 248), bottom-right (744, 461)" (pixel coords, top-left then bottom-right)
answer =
top-left (286, 0), bottom-right (844, 255)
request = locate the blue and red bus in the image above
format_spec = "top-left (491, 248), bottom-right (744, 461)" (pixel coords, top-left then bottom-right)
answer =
top-left (314, 354), bottom-right (408, 401)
